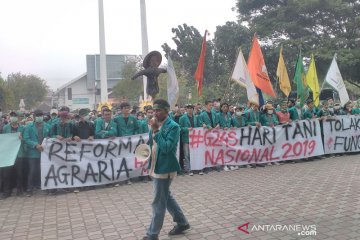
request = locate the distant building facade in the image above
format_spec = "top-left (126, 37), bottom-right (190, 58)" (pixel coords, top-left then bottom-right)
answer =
top-left (53, 54), bottom-right (139, 111)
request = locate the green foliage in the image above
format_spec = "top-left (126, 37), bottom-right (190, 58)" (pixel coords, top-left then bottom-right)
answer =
top-left (112, 60), bottom-right (143, 103)
top-left (0, 75), bottom-right (15, 111)
top-left (236, 0), bottom-right (360, 82)
top-left (7, 72), bottom-right (48, 109)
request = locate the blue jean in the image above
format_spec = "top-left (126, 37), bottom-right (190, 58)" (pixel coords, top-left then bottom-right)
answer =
top-left (147, 177), bottom-right (188, 238)
top-left (183, 143), bottom-right (190, 172)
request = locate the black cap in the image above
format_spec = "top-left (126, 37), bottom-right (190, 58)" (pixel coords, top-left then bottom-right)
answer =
top-left (34, 109), bottom-right (44, 116)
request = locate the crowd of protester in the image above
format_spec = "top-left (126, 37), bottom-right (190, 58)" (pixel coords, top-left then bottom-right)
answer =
top-left (0, 97), bottom-right (359, 199)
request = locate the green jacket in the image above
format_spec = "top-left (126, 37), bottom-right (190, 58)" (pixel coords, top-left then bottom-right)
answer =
top-left (179, 113), bottom-right (200, 143)
top-left (231, 114), bottom-right (247, 128)
top-left (217, 112), bottom-right (232, 128)
top-left (23, 122), bottom-right (51, 158)
top-left (246, 109), bottom-right (261, 126)
top-left (288, 107), bottom-right (303, 120)
top-left (199, 110), bottom-right (218, 128)
top-left (302, 108), bottom-right (317, 120)
top-left (51, 122), bottom-right (73, 138)
top-left (147, 116), bottom-right (181, 174)
top-left (260, 113), bottom-right (279, 126)
top-left (95, 118), bottom-right (118, 139)
top-left (138, 119), bottom-right (149, 134)
top-left (114, 114), bottom-right (139, 137)
top-left (3, 123), bottom-right (26, 158)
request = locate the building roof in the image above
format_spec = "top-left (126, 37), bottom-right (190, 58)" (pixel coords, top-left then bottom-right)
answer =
top-left (55, 73), bottom-right (87, 94)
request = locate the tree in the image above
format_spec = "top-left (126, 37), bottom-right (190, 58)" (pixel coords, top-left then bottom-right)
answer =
top-left (0, 74), bottom-right (15, 111)
top-left (7, 72), bottom-right (47, 110)
top-left (112, 60), bottom-right (144, 104)
top-left (236, 0), bottom-right (360, 83)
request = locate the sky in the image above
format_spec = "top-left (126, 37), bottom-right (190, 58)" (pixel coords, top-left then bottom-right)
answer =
top-left (0, 0), bottom-right (237, 90)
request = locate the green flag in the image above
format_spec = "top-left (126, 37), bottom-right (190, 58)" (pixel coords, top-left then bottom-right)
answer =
top-left (293, 51), bottom-right (307, 106)
top-left (0, 133), bottom-right (21, 167)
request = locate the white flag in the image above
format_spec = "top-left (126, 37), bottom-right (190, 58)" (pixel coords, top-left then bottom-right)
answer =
top-left (167, 55), bottom-right (179, 109)
top-left (231, 49), bottom-right (258, 104)
top-left (324, 54), bottom-right (349, 106)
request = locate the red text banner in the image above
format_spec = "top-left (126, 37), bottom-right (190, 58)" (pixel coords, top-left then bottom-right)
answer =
top-left (189, 119), bottom-right (324, 170)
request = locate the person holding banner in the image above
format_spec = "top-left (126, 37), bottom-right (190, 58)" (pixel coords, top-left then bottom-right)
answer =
top-left (72, 108), bottom-right (95, 193)
top-left (143, 99), bottom-right (190, 240)
top-left (303, 99), bottom-right (318, 120)
top-left (231, 106), bottom-right (247, 128)
top-left (114, 102), bottom-right (139, 137)
top-left (23, 109), bottom-right (51, 197)
top-left (246, 101), bottom-right (262, 128)
top-left (260, 103), bottom-right (279, 127)
top-left (276, 100), bottom-right (291, 125)
top-left (94, 108), bottom-right (117, 139)
top-left (0, 112), bottom-right (26, 199)
top-left (179, 104), bottom-right (200, 176)
top-left (52, 109), bottom-right (73, 141)
top-left (199, 100), bottom-right (220, 173)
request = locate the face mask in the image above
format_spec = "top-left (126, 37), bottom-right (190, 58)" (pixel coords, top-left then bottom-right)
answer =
top-left (296, 102), bottom-right (301, 108)
top-left (35, 116), bottom-right (43, 123)
top-left (84, 116), bottom-right (90, 121)
top-left (10, 117), bottom-right (18, 123)
top-left (235, 112), bottom-right (242, 116)
top-left (268, 110), bottom-right (274, 114)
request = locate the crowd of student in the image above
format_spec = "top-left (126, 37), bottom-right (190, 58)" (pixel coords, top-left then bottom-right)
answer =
top-left (0, 97), bottom-right (359, 200)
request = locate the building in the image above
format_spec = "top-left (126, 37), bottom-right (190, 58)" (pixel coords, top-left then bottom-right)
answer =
top-left (53, 54), bottom-right (139, 111)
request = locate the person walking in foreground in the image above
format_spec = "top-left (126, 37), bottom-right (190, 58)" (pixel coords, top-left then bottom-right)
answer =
top-left (143, 99), bottom-right (190, 240)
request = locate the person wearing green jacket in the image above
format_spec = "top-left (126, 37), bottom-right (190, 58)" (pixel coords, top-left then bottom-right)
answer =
top-left (217, 102), bottom-right (232, 129)
top-left (260, 103), bottom-right (279, 127)
top-left (114, 102), bottom-right (139, 137)
top-left (246, 101), bottom-right (261, 127)
top-left (288, 100), bottom-right (304, 121)
top-left (138, 106), bottom-right (154, 134)
top-left (143, 99), bottom-right (189, 240)
top-left (231, 106), bottom-right (247, 128)
top-left (199, 100), bottom-right (219, 129)
top-left (95, 108), bottom-right (117, 139)
top-left (179, 104), bottom-right (200, 175)
top-left (1, 112), bottom-right (26, 198)
top-left (302, 99), bottom-right (317, 120)
top-left (23, 109), bottom-right (51, 196)
top-left (51, 110), bottom-right (73, 140)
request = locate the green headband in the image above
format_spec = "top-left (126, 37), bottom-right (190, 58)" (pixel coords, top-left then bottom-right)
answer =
top-left (153, 104), bottom-right (170, 110)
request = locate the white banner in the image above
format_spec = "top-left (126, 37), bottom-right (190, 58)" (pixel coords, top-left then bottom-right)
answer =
top-left (323, 115), bottom-right (360, 154)
top-left (41, 134), bottom-right (149, 190)
top-left (189, 119), bottom-right (324, 170)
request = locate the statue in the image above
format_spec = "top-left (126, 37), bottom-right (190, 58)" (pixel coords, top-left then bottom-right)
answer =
top-left (19, 99), bottom-right (26, 112)
top-left (132, 51), bottom-right (167, 99)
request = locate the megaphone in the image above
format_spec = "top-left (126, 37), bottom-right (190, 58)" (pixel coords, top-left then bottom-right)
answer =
top-left (135, 144), bottom-right (151, 162)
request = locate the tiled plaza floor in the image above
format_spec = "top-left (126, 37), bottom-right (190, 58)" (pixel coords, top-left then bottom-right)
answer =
top-left (1, 154), bottom-right (360, 240)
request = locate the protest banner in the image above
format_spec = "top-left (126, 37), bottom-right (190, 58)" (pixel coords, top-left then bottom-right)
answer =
top-left (41, 133), bottom-right (149, 190)
top-left (0, 133), bottom-right (21, 168)
top-left (323, 115), bottom-right (360, 154)
top-left (189, 119), bottom-right (324, 170)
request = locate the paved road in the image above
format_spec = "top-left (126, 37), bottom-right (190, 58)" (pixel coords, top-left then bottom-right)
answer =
top-left (1, 154), bottom-right (360, 240)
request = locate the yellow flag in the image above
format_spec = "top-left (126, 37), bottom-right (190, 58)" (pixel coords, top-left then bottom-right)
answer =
top-left (276, 47), bottom-right (291, 96)
top-left (306, 54), bottom-right (320, 106)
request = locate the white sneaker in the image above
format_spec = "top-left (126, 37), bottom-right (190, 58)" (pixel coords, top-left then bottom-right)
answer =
top-left (113, 183), bottom-right (119, 187)
top-left (274, 162), bottom-right (280, 166)
top-left (246, 165), bottom-right (251, 168)
top-left (267, 163), bottom-right (272, 166)
top-left (199, 171), bottom-right (204, 175)
top-left (127, 180), bottom-right (132, 185)
top-left (189, 172), bottom-right (194, 176)
top-left (224, 166), bottom-right (230, 171)
top-left (230, 166), bottom-right (236, 170)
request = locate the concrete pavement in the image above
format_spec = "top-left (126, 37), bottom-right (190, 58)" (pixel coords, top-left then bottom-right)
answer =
top-left (1, 154), bottom-right (360, 240)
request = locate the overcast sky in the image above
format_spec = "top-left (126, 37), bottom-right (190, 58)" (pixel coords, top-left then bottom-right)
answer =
top-left (0, 0), bottom-right (237, 90)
